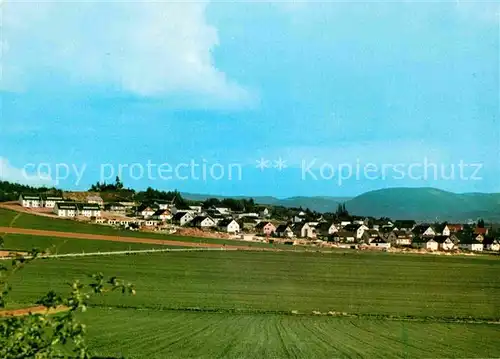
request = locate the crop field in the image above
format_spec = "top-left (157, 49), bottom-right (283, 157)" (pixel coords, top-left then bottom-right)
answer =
top-left (4, 240), bottom-right (500, 357)
top-left (0, 233), bottom-right (181, 254)
top-left (81, 308), bottom-right (500, 359)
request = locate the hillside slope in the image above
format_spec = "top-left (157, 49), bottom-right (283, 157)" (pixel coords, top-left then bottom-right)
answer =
top-left (345, 187), bottom-right (500, 221)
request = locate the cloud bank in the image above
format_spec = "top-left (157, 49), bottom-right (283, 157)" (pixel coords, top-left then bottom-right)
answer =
top-left (0, 157), bottom-right (54, 186)
top-left (1, 1), bottom-right (251, 106)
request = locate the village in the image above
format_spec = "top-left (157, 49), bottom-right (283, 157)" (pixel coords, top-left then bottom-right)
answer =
top-left (17, 193), bottom-right (500, 253)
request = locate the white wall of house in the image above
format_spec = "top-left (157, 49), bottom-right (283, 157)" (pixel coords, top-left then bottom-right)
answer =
top-left (440, 239), bottom-right (454, 251)
top-left (370, 242), bottom-right (391, 249)
top-left (442, 226), bottom-right (450, 236)
top-left (224, 221), bottom-right (240, 233)
top-left (423, 227), bottom-right (436, 236)
top-left (486, 242), bottom-right (500, 251)
top-left (180, 213), bottom-right (194, 226)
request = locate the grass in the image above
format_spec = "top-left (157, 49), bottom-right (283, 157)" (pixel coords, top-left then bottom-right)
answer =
top-left (0, 233), bottom-right (183, 254)
top-left (4, 247), bottom-right (500, 357)
top-left (0, 208), bottom-right (288, 249)
top-left (81, 308), bottom-right (500, 359)
top-left (7, 251), bottom-right (500, 319)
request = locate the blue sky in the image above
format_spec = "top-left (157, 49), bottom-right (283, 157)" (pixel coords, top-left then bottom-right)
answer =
top-left (1, 1), bottom-right (499, 197)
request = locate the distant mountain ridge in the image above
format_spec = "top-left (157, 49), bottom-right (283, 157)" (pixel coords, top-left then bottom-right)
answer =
top-left (183, 188), bottom-right (500, 222)
top-left (181, 192), bottom-right (351, 213)
top-left (344, 187), bottom-right (500, 222)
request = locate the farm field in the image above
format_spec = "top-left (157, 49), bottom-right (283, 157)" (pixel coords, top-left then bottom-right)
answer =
top-left (0, 208), bottom-right (285, 249)
top-left (81, 308), bottom-right (500, 359)
top-left (4, 240), bottom-right (500, 357)
top-left (7, 251), bottom-right (500, 319)
top-left (0, 233), bottom-right (183, 254)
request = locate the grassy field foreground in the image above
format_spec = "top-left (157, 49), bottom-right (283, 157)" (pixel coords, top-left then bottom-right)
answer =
top-left (3, 240), bottom-right (500, 357)
top-left (82, 308), bottom-right (500, 359)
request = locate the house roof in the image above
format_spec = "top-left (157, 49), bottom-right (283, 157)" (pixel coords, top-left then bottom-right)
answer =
top-left (218, 219), bottom-right (237, 227)
top-left (191, 216), bottom-right (213, 226)
top-left (412, 224), bottom-right (433, 235)
top-left (474, 227), bottom-right (487, 235)
top-left (56, 203), bottom-right (77, 210)
top-left (343, 224), bottom-right (362, 232)
top-left (483, 236), bottom-right (500, 245)
top-left (412, 236), bottom-right (436, 243)
top-left (42, 195), bottom-right (64, 201)
top-left (20, 194), bottom-right (41, 200)
top-left (76, 203), bottom-right (101, 210)
top-left (152, 209), bottom-right (170, 216)
top-left (433, 235), bottom-right (452, 243)
top-left (316, 222), bottom-right (334, 232)
top-left (172, 212), bottom-right (190, 221)
top-left (276, 224), bottom-right (291, 232)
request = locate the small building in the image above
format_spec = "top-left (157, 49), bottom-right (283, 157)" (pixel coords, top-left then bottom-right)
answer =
top-left (144, 219), bottom-right (160, 227)
top-left (412, 237), bottom-right (439, 251)
top-left (474, 227), bottom-right (488, 236)
top-left (315, 222), bottom-right (339, 237)
top-left (434, 235), bottom-right (455, 251)
top-left (172, 211), bottom-right (194, 226)
top-left (434, 224), bottom-right (451, 236)
top-left (138, 205), bottom-right (157, 219)
top-left (447, 224), bottom-right (464, 233)
top-left (259, 208), bottom-right (271, 218)
top-left (191, 216), bottom-right (216, 229)
top-left (483, 237), bottom-right (500, 251)
top-left (42, 195), bottom-right (64, 208)
top-left (86, 195), bottom-right (104, 207)
top-left (412, 224), bottom-right (436, 237)
top-left (152, 209), bottom-right (172, 222)
top-left (19, 194), bottom-right (42, 208)
top-left (215, 207), bottom-right (231, 215)
top-left (342, 224), bottom-right (368, 239)
top-left (189, 205), bottom-right (203, 214)
top-left (275, 224), bottom-right (294, 238)
top-left (218, 219), bottom-right (240, 233)
top-left (293, 222), bottom-right (316, 239)
top-left (332, 231), bottom-right (356, 243)
top-left (77, 203), bottom-right (101, 217)
top-left (369, 236), bottom-right (391, 249)
top-left (255, 222), bottom-right (276, 236)
top-left (53, 202), bottom-right (77, 217)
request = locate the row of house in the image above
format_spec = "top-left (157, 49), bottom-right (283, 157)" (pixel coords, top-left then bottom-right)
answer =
top-left (19, 194), bottom-right (65, 208)
top-left (53, 202), bottom-right (102, 218)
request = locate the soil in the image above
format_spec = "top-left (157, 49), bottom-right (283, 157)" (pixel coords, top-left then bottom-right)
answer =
top-left (0, 305), bottom-right (69, 317)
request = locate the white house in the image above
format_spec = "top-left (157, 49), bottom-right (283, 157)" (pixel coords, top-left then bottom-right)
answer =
top-left (191, 216), bottom-right (216, 228)
top-left (340, 221), bottom-right (352, 227)
top-left (413, 225), bottom-right (436, 237)
top-left (53, 202), bottom-right (77, 217)
top-left (189, 205), bottom-right (203, 214)
top-left (172, 211), bottom-right (194, 226)
top-left (218, 219), bottom-right (240, 233)
top-left (238, 212), bottom-right (259, 219)
top-left (434, 236), bottom-right (455, 251)
top-left (343, 224), bottom-right (368, 239)
top-left (77, 203), bottom-right (101, 217)
top-left (19, 194), bottom-right (42, 208)
top-left (459, 240), bottom-right (484, 252)
top-left (369, 237), bottom-right (391, 249)
top-left (316, 222), bottom-right (339, 237)
top-left (259, 208), bottom-right (271, 218)
top-left (152, 209), bottom-right (172, 222)
top-left (413, 237), bottom-right (439, 251)
top-left (144, 219), bottom-right (159, 227)
top-left (333, 231), bottom-right (356, 243)
top-left (139, 206), bottom-right (156, 219)
top-left (276, 224), bottom-right (294, 238)
top-left (105, 203), bottom-right (127, 216)
top-left (42, 195), bottom-right (64, 208)
top-left (483, 238), bottom-right (500, 251)
top-left (294, 222), bottom-right (316, 238)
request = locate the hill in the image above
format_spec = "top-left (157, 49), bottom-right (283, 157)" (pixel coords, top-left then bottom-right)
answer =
top-left (345, 187), bottom-right (500, 222)
top-left (182, 192), bottom-right (351, 213)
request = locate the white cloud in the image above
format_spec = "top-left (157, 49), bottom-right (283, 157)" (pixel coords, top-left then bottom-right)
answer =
top-left (1, 1), bottom-right (252, 106)
top-left (0, 157), bottom-right (54, 186)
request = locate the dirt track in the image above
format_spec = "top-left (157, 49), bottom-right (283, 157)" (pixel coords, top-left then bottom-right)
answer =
top-left (0, 305), bottom-right (69, 317)
top-left (0, 227), bottom-right (277, 251)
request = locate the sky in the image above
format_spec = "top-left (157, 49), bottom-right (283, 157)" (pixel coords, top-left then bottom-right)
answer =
top-left (0, 0), bottom-right (499, 197)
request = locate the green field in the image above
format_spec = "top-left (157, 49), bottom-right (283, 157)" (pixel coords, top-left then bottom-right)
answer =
top-left (0, 233), bottom-right (183, 254)
top-left (3, 232), bottom-right (500, 357)
top-left (82, 309), bottom-right (500, 359)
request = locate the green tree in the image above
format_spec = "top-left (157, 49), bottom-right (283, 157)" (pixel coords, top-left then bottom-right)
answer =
top-left (0, 242), bottom-right (134, 358)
